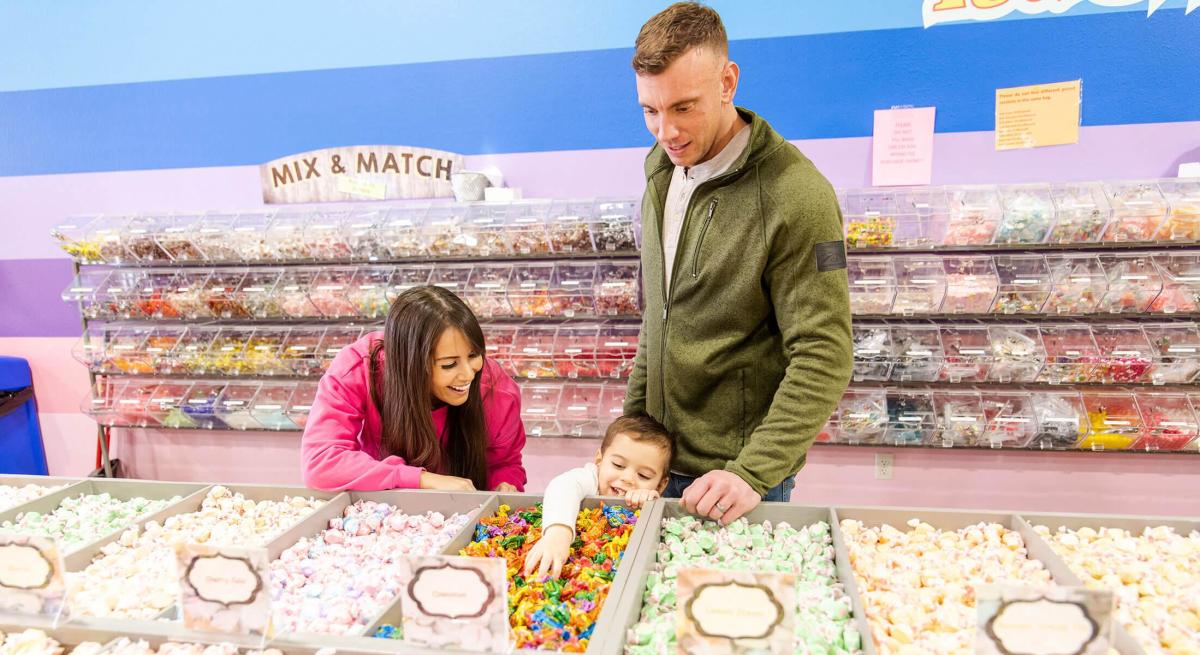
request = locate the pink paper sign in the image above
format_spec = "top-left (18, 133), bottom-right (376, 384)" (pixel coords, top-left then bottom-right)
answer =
top-left (872, 107), bottom-right (936, 187)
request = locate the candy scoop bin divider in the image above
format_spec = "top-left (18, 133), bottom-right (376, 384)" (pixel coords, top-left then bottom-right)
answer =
top-left (1014, 511), bottom-right (1200, 655)
top-left (0, 474), bottom-right (87, 512)
top-left (602, 501), bottom-right (876, 655)
top-left (267, 490), bottom-right (494, 654)
top-left (0, 478), bottom-right (209, 558)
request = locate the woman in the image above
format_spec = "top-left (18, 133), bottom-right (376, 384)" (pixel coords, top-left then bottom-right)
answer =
top-left (301, 285), bottom-right (526, 491)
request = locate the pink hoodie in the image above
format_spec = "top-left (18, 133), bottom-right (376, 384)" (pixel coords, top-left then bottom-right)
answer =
top-left (301, 332), bottom-right (527, 491)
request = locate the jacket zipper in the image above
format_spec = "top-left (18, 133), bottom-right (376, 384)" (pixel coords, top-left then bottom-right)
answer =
top-left (691, 199), bottom-right (718, 279)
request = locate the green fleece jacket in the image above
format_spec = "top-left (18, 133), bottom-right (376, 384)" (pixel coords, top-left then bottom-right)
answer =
top-left (623, 108), bottom-right (853, 496)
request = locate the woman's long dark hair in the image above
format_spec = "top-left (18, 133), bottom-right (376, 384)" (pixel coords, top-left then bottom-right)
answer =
top-left (368, 285), bottom-right (489, 489)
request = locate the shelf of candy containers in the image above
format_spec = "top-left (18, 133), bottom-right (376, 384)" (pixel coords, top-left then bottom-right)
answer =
top-left (50, 198), bottom-right (643, 265)
top-left (819, 384), bottom-right (1200, 453)
top-left (837, 178), bottom-right (1200, 252)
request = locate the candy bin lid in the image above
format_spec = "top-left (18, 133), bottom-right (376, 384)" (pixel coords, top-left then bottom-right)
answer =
top-left (1144, 323), bottom-right (1200, 385)
top-left (599, 382), bottom-right (628, 423)
top-left (121, 215), bottom-right (170, 263)
top-left (931, 390), bottom-right (985, 448)
top-left (558, 382), bottom-right (605, 438)
top-left (215, 381), bottom-right (264, 431)
top-left (842, 187), bottom-right (902, 250)
top-left (73, 323), bottom-right (118, 368)
top-left (1037, 323), bottom-right (1103, 385)
top-left (1043, 254), bottom-right (1107, 315)
top-left (986, 323), bottom-right (1046, 383)
top-left (51, 216), bottom-right (103, 263)
top-left (892, 255), bottom-right (947, 315)
top-left (94, 268), bottom-right (148, 320)
top-left (62, 268), bottom-right (112, 303)
top-left (428, 262), bottom-right (473, 300)
top-left (888, 322), bottom-right (945, 383)
top-left (847, 257), bottom-right (897, 316)
top-left (596, 322), bottom-right (639, 379)
top-left (148, 381), bottom-right (196, 429)
top-left (510, 325), bottom-right (559, 380)
top-left (943, 185), bottom-right (1002, 246)
top-left (1131, 391), bottom-right (1198, 452)
top-left (251, 381), bottom-right (302, 431)
top-left (191, 212), bottom-right (242, 263)
top-left (102, 323), bottom-right (159, 375)
top-left (228, 211), bottom-right (275, 262)
top-left (884, 388), bottom-right (936, 446)
top-left (112, 378), bottom-right (165, 428)
top-left (482, 323), bottom-right (519, 377)
top-left (303, 209), bottom-right (354, 261)
top-left (1047, 181), bottom-right (1113, 244)
top-left (461, 202), bottom-right (512, 257)
top-left (553, 260), bottom-right (600, 318)
top-left (1149, 252), bottom-right (1200, 314)
top-left (263, 209), bottom-right (312, 262)
top-left (308, 266), bottom-right (360, 319)
top-left (520, 383), bottom-right (563, 437)
top-left (422, 203), bottom-right (471, 257)
top-left (939, 323), bottom-right (993, 383)
top-left (507, 261), bottom-right (556, 318)
top-left (1091, 323), bottom-right (1156, 384)
top-left (995, 183), bottom-right (1056, 245)
top-left (980, 392), bottom-right (1037, 449)
top-left (279, 326), bottom-right (328, 377)
top-left (1079, 391), bottom-right (1142, 451)
top-left (387, 263), bottom-right (435, 301)
top-left (154, 213), bottom-right (207, 263)
top-left (178, 381), bottom-right (229, 430)
top-left (990, 254), bottom-right (1051, 315)
top-left (546, 199), bottom-right (598, 254)
top-left (377, 204), bottom-right (430, 259)
top-left (464, 262), bottom-right (514, 319)
top-left (234, 267), bottom-right (284, 319)
top-left (275, 267), bottom-right (323, 318)
top-left (347, 265), bottom-right (394, 320)
top-left (204, 326), bottom-right (255, 376)
top-left (554, 322), bottom-right (602, 380)
top-left (171, 325), bottom-right (221, 375)
top-left (317, 326), bottom-right (364, 373)
top-left (942, 255), bottom-right (999, 315)
top-left (594, 260), bottom-right (641, 316)
top-left (852, 324), bottom-right (894, 382)
top-left (201, 268), bottom-right (252, 320)
top-left (1030, 390), bottom-right (1088, 450)
top-left (342, 207), bottom-right (388, 262)
top-left (1155, 177), bottom-right (1200, 242)
top-left (123, 215), bottom-right (172, 263)
top-left (894, 186), bottom-right (950, 246)
top-left (1102, 180), bottom-right (1169, 242)
top-left (1097, 253), bottom-right (1164, 314)
top-left (593, 198), bottom-right (640, 251)
top-left (832, 388), bottom-right (888, 445)
top-left (163, 268), bottom-right (215, 320)
top-left (286, 381), bottom-right (318, 429)
top-left (503, 199), bottom-right (553, 256)
top-left (82, 377), bottom-right (129, 422)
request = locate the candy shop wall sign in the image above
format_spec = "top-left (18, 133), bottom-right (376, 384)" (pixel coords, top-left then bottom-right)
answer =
top-left (260, 146), bottom-right (465, 204)
top-left (923, 0), bottom-right (1198, 28)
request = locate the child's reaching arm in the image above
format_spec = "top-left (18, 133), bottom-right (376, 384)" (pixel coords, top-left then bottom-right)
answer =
top-left (524, 464), bottom-right (598, 579)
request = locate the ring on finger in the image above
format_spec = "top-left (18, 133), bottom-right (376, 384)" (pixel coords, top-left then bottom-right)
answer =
top-left (715, 502), bottom-right (729, 514)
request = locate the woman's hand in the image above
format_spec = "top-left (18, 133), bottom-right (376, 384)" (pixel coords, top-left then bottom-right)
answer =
top-left (419, 472), bottom-right (476, 491)
top-left (523, 524), bottom-right (573, 579)
top-left (624, 488), bottom-right (660, 508)
top-left (494, 482), bottom-right (519, 493)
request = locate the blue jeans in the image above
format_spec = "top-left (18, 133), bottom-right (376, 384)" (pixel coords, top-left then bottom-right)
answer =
top-left (663, 472), bottom-right (796, 503)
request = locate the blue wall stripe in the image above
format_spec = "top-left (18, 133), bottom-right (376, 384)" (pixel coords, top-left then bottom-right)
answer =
top-left (1, 1), bottom-right (1188, 92)
top-left (0, 9), bottom-right (1195, 177)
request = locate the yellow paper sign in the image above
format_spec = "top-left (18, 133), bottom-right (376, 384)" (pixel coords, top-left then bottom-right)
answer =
top-left (995, 80), bottom-right (1081, 151)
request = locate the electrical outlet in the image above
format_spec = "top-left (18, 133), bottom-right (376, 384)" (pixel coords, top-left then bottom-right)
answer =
top-left (874, 453), bottom-right (893, 480)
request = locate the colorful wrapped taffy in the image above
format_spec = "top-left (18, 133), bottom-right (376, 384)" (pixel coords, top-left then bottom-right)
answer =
top-left (460, 502), bottom-right (638, 652)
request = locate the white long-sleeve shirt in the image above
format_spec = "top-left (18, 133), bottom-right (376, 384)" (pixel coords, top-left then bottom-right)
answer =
top-left (541, 463), bottom-right (599, 537)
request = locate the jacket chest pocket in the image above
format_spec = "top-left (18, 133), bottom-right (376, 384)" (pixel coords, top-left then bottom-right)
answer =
top-left (690, 198), bottom-right (719, 279)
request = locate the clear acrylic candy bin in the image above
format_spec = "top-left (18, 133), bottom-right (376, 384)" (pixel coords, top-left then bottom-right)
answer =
top-left (852, 324), bottom-right (893, 382)
top-left (942, 255), bottom-right (999, 315)
top-left (251, 382), bottom-right (303, 431)
top-left (990, 255), bottom-right (1051, 315)
top-left (987, 324), bottom-right (1045, 383)
top-left (348, 266), bottom-right (393, 319)
top-left (932, 390), bottom-right (985, 448)
top-left (504, 200), bottom-right (554, 255)
top-left (1030, 391), bottom-right (1088, 450)
top-left (847, 257), bottom-right (897, 315)
top-left (595, 261), bottom-right (640, 316)
top-left (593, 199), bottom-right (640, 252)
top-left (596, 323), bottom-right (639, 379)
top-left (1079, 392), bottom-right (1142, 451)
top-left (1148, 252), bottom-right (1200, 314)
top-left (193, 212), bottom-right (243, 263)
top-left (888, 323), bottom-right (944, 383)
top-left (1102, 180), bottom-right (1169, 243)
top-left (215, 381), bottom-right (264, 430)
top-left (555, 323), bottom-right (602, 379)
top-left (547, 199), bottom-right (598, 254)
top-left (1156, 177), bottom-right (1200, 242)
top-left (308, 267), bottom-right (360, 319)
top-left (980, 392), bottom-right (1037, 448)
top-left (508, 262), bottom-right (556, 318)
top-left (893, 256), bottom-right (946, 315)
top-left (1038, 324), bottom-right (1103, 385)
top-left (995, 184), bottom-right (1055, 245)
top-left (1091, 324), bottom-right (1156, 384)
top-left (940, 324), bottom-right (992, 382)
top-left (378, 205), bottom-right (428, 259)
top-left (287, 382), bottom-right (317, 430)
top-left (943, 186), bottom-right (1002, 246)
top-left (884, 389), bottom-right (936, 446)
top-left (465, 263), bottom-right (515, 319)
top-left (831, 388), bottom-right (888, 445)
top-left (510, 326), bottom-right (558, 380)
top-left (1043, 254), bottom-right (1106, 315)
top-left (558, 382), bottom-right (605, 438)
top-left (520, 383), bottom-right (563, 437)
top-left (342, 207), bottom-right (388, 262)
top-left (1144, 323), bottom-right (1200, 385)
top-left (1097, 253), bottom-right (1164, 314)
top-left (1132, 391), bottom-right (1198, 452)
top-left (1047, 182), bottom-right (1112, 244)
top-left (235, 268), bottom-right (285, 319)
top-left (229, 212), bottom-right (275, 262)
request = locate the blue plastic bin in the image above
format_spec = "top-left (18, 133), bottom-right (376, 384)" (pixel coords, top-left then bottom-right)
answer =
top-left (0, 356), bottom-right (49, 474)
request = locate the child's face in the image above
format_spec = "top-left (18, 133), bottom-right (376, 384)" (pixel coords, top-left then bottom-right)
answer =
top-left (593, 432), bottom-right (670, 497)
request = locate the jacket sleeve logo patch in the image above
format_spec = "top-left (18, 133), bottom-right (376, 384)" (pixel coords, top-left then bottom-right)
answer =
top-left (814, 240), bottom-right (847, 272)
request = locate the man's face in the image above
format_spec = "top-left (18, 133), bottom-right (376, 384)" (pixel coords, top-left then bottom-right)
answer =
top-left (636, 47), bottom-right (737, 168)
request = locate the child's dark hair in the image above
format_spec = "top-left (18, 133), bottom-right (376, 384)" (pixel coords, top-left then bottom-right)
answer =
top-left (601, 414), bottom-right (675, 463)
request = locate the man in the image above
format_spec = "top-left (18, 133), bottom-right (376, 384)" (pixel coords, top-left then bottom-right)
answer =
top-left (623, 2), bottom-right (853, 524)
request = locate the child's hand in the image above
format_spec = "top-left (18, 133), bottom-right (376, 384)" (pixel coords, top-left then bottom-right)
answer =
top-left (523, 524), bottom-right (573, 579)
top-left (624, 488), bottom-right (660, 508)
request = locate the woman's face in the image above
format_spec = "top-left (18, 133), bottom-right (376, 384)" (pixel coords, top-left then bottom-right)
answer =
top-left (430, 327), bottom-right (484, 406)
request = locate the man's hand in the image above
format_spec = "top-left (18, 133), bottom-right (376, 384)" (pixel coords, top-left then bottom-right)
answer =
top-left (623, 488), bottom-right (659, 509)
top-left (494, 482), bottom-right (518, 493)
top-left (419, 472), bottom-right (476, 492)
top-left (680, 470), bottom-right (760, 525)
top-left (523, 524), bottom-right (574, 579)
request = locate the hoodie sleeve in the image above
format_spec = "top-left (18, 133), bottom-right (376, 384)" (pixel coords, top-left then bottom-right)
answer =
top-left (483, 360), bottom-right (528, 491)
top-left (301, 348), bottom-right (425, 491)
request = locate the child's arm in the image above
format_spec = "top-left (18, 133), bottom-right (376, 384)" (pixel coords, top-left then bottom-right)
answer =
top-left (524, 464), bottom-right (597, 578)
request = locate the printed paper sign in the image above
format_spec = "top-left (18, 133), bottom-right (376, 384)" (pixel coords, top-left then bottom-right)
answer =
top-left (995, 81), bottom-right (1082, 151)
top-left (399, 556), bottom-right (509, 652)
top-left (872, 107), bottom-right (936, 187)
top-left (177, 544), bottom-right (272, 637)
top-left (0, 533), bottom-right (66, 620)
top-left (976, 585), bottom-right (1114, 655)
top-left (677, 568), bottom-right (796, 654)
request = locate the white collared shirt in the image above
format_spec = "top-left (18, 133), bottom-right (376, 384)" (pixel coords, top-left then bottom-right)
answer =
top-left (662, 123), bottom-right (751, 288)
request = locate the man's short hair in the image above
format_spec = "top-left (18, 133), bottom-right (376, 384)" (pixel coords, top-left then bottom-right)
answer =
top-left (632, 2), bottom-right (729, 75)
top-left (601, 414), bottom-right (676, 462)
